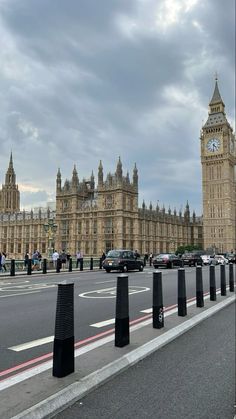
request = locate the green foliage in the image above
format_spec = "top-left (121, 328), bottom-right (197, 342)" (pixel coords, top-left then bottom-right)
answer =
top-left (175, 244), bottom-right (202, 255)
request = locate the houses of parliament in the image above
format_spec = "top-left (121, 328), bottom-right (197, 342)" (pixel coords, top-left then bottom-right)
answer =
top-left (0, 79), bottom-right (235, 258)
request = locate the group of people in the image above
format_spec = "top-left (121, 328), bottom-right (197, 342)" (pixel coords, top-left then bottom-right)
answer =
top-left (0, 252), bottom-right (7, 272)
top-left (52, 250), bottom-right (71, 269)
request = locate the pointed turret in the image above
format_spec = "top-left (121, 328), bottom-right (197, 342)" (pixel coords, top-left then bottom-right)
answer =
top-left (72, 165), bottom-right (79, 190)
top-left (209, 78), bottom-right (224, 106)
top-left (149, 202), bottom-right (152, 211)
top-left (126, 171), bottom-right (130, 184)
top-left (56, 168), bottom-right (61, 192)
top-left (142, 200), bottom-right (145, 210)
top-left (116, 156), bottom-right (123, 181)
top-left (5, 152), bottom-right (16, 185)
top-left (1, 152), bottom-right (20, 213)
top-left (133, 163), bottom-right (138, 188)
top-left (98, 160), bottom-right (103, 187)
top-left (90, 170), bottom-right (95, 190)
top-left (184, 201), bottom-right (190, 221)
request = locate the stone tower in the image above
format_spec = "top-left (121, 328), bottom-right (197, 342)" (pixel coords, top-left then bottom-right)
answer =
top-left (200, 78), bottom-right (236, 253)
top-left (0, 152), bottom-right (20, 213)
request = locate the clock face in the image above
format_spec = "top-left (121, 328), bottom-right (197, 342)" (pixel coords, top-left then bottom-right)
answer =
top-left (206, 138), bottom-right (221, 152)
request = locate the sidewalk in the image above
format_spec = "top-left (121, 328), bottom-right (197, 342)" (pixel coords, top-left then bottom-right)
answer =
top-left (0, 290), bottom-right (234, 419)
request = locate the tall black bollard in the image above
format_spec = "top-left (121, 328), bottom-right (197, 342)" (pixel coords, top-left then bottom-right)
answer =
top-left (68, 257), bottom-right (72, 272)
top-left (115, 274), bottom-right (129, 347)
top-left (153, 271), bottom-right (164, 329)
top-left (90, 257), bottom-right (93, 270)
top-left (42, 258), bottom-right (47, 274)
top-left (10, 259), bottom-right (15, 276)
top-left (56, 258), bottom-right (61, 273)
top-left (99, 258), bottom-right (103, 269)
top-left (178, 268), bottom-right (187, 316)
top-left (196, 266), bottom-right (204, 307)
top-left (229, 263), bottom-right (234, 292)
top-left (27, 259), bottom-right (32, 275)
top-left (209, 265), bottom-right (216, 301)
top-left (220, 264), bottom-right (226, 296)
top-left (53, 283), bottom-right (74, 377)
top-left (80, 259), bottom-right (83, 271)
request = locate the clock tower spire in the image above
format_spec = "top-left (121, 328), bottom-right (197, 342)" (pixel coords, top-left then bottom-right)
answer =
top-left (200, 78), bottom-right (236, 253)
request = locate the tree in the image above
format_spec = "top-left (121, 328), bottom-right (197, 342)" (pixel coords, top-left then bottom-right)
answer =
top-left (175, 245), bottom-right (202, 255)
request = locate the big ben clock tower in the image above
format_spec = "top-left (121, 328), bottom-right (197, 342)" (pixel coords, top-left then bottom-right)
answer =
top-left (201, 78), bottom-right (236, 253)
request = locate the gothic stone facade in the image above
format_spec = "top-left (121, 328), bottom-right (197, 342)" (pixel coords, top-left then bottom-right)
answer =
top-left (0, 155), bottom-right (202, 258)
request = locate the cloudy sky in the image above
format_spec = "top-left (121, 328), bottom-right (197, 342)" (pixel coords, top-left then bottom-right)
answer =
top-left (0, 0), bottom-right (235, 214)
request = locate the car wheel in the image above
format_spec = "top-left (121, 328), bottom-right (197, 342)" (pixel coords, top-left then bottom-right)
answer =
top-left (122, 265), bottom-right (128, 273)
top-left (139, 264), bottom-right (144, 272)
top-left (105, 269), bottom-right (111, 273)
top-left (154, 265), bottom-right (158, 269)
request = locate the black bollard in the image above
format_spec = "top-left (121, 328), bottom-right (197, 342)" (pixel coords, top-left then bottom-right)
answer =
top-left (56, 258), bottom-right (61, 273)
top-left (68, 257), bottom-right (72, 272)
top-left (229, 263), bottom-right (234, 292)
top-left (196, 266), bottom-right (204, 307)
top-left (53, 283), bottom-right (74, 377)
top-left (220, 264), bottom-right (226, 296)
top-left (178, 268), bottom-right (187, 316)
top-left (10, 259), bottom-right (15, 276)
top-left (90, 257), bottom-right (93, 270)
top-left (209, 265), bottom-right (216, 301)
top-left (80, 259), bottom-right (83, 271)
top-left (115, 274), bottom-right (129, 347)
top-left (27, 259), bottom-right (32, 275)
top-left (153, 271), bottom-right (164, 329)
top-left (99, 258), bottom-right (103, 269)
top-left (42, 258), bottom-right (47, 274)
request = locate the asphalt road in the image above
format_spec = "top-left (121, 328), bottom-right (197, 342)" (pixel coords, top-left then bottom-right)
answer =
top-left (0, 265), bottom-right (232, 373)
top-left (55, 302), bottom-right (236, 419)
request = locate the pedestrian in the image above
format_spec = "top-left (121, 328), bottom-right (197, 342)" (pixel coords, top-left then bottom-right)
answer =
top-left (60, 250), bottom-right (67, 270)
top-left (32, 250), bottom-right (40, 271)
top-left (24, 252), bottom-right (29, 269)
top-left (1, 252), bottom-right (7, 272)
top-left (144, 252), bottom-right (148, 262)
top-left (101, 252), bottom-right (106, 261)
top-left (149, 252), bottom-right (153, 266)
top-left (134, 250), bottom-right (140, 259)
top-left (52, 250), bottom-right (59, 268)
top-left (76, 250), bottom-right (83, 268)
top-left (0, 252), bottom-right (2, 271)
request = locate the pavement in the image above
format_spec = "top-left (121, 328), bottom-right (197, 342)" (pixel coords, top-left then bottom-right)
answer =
top-left (0, 283), bottom-right (235, 419)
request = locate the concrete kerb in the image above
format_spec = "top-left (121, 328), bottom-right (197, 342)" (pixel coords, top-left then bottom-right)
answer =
top-left (11, 294), bottom-right (235, 419)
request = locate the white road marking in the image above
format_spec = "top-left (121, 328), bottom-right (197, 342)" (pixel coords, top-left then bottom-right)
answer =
top-left (140, 308), bottom-right (152, 313)
top-left (90, 318), bottom-right (115, 328)
top-left (95, 280), bottom-right (116, 284)
top-left (79, 286), bottom-right (150, 299)
top-left (0, 291), bottom-right (41, 298)
top-left (9, 336), bottom-right (54, 352)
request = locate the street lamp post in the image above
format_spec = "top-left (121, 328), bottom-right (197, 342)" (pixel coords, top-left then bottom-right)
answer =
top-left (44, 218), bottom-right (57, 259)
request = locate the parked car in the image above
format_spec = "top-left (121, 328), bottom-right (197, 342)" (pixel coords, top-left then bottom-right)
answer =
top-left (201, 255), bottom-right (211, 265)
top-left (225, 253), bottom-right (236, 263)
top-left (152, 253), bottom-right (182, 269)
top-left (182, 253), bottom-right (203, 267)
top-left (214, 255), bottom-right (229, 265)
top-left (102, 249), bottom-right (144, 273)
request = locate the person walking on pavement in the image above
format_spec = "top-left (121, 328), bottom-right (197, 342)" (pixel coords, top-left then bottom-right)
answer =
top-left (60, 250), bottom-right (67, 270)
top-left (1, 252), bottom-right (7, 272)
top-left (24, 252), bottom-right (29, 269)
top-left (52, 250), bottom-right (59, 268)
top-left (76, 250), bottom-right (83, 268)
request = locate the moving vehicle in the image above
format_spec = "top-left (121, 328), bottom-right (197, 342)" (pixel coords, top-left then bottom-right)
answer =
top-left (152, 253), bottom-right (182, 269)
top-left (102, 250), bottom-right (144, 273)
top-left (214, 255), bottom-right (229, 265)
top-left (182, 253), bottom-right (203, 267)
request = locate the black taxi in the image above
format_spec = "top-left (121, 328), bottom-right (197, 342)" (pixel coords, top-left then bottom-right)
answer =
top-left (103, 250), bottom-right (144, 273)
